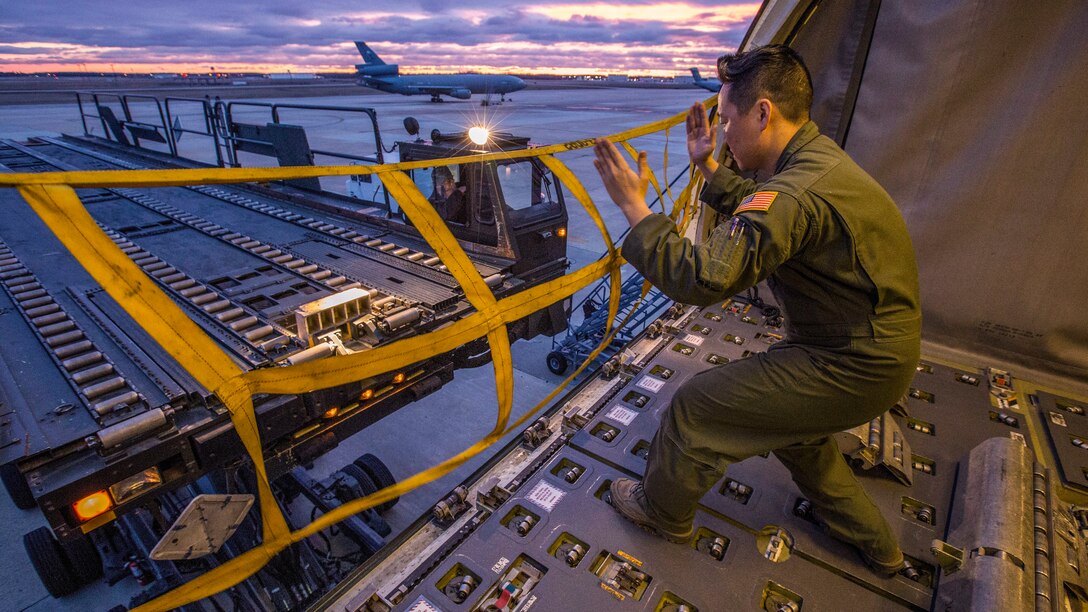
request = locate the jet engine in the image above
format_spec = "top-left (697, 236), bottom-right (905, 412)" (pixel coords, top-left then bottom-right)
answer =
top-left (355, 64), bottom-right (399, 77)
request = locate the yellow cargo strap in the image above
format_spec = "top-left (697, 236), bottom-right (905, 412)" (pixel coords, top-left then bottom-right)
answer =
top-left (0, 95), bottom-right (716, 611)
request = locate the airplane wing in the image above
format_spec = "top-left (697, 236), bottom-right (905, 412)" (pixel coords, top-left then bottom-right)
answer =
top-left (358, 74), bottom-right (472, 99)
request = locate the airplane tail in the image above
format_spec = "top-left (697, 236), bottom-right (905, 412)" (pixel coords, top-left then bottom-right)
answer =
top-left (690, 68), bottom-right (703, 81)
top-left (354, 41), bottom-right (398, 77)
top-left (355, 41), bottom-right (385, 65)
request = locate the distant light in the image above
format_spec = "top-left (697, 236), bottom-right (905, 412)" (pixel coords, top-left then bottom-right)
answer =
top-left (468, 126), bottom-right (489, 146)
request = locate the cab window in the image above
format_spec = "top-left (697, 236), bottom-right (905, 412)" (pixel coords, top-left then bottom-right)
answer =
top-left (494, 159), bottom-right (563, 227)
top-left (412, 165), bottom-right (467, 225)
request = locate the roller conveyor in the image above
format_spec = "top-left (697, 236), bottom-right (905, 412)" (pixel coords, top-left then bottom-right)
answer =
top-left (0, 130), bottom-right (570, 549)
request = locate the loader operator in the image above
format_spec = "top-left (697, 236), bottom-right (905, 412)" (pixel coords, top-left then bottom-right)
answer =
top-left (592, 44), bottom-right (920, 577)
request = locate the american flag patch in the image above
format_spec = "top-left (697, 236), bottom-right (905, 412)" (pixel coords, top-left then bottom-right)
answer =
top-left (735, 191), bottom-right (778, 214)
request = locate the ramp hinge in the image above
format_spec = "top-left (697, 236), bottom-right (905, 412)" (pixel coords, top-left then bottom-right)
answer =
top-left (930, 539), bottom-right (965, 574)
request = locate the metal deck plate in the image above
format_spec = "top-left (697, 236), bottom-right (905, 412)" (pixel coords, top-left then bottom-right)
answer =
top-left (149, 494), bottom-right (255, 561)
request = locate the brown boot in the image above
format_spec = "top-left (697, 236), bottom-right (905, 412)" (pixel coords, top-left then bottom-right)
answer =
top-left (608, 478), bottom-right (693, 544)
top-left (858, 547), bottom-right (908, 579)
top-left (805, 504), bottom-right (906, 579)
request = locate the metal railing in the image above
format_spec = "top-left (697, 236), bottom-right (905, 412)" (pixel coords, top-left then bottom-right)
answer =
top-left (220, 101), bottom-right (386, 169)
top-left (163, 96), bottom-right (225, 167)
top-left (76, 92), bottom-right (177, 156)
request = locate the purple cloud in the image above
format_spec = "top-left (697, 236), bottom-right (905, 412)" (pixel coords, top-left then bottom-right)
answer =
top-left (0, 0), bottom-right (757, 71)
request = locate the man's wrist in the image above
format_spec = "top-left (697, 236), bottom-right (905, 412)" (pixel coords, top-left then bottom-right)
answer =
top-left (695, 157), bottom-right (719, 179)
top-left (621, 202), bottom-right (653, 228)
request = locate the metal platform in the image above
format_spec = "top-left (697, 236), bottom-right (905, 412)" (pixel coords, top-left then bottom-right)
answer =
top-left (316, 300), bottom-right (1088, 611)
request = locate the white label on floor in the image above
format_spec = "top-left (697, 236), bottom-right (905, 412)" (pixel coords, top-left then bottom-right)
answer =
top-left (406, 596), bottom-right (442, 612)
top-left (605, 405), bottom-right (639, 426)
top-left (526, 480), bottom-right (566, 512)
top-left (683, 334), bottom-right (705, 345)
top-left (636, 376), bottom-right (665, 393)
top-left (1009, 431), bottom-right (1026, 445)
top-left (1050, 411), bottom-right (1067, 427)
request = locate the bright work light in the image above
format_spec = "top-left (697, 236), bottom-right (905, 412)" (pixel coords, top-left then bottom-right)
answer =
top-left (468, 126), bottom-right (489, 145)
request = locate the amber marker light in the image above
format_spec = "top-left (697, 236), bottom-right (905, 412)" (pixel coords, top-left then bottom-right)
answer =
top-left (359, 388), bottom-right (374, 401)
top-left (392, 372), bottom-right (406, 384)
top-left (323, 407), bottom-right (340, 419)
top-left (73, 490), bottom-right (112, 522)
top-left (556, 227), bottom-right (567, 238)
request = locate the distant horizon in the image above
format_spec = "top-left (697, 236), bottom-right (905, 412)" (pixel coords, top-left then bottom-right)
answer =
top-left (0, 1), bottom-right (758, 78)
top-left (0, 68), bottom-right (703, 78)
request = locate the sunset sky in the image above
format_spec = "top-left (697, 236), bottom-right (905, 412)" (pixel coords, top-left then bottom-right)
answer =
top-left (0, 1), bottom-right (759, 76)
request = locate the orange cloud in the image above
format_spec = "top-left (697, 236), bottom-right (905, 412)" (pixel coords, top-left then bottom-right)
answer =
top-left (528, 2), bottom-right (758, 24)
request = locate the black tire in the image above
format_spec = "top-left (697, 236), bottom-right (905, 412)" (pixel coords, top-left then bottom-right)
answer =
top-left (1, 462), bottom-right (36, 509)
top-left (340, 463), bottom-right (379, 501)
top-left (61, 533), bottom-right (103, 585)
top-left (24, 526), bottom-right (80, 597)
top-left (353, 453), bottom-right (399, 513)
top-left (546, 351), bottom-right (569, 376)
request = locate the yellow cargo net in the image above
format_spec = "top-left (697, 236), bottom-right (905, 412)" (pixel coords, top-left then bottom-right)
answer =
top-left (0, 97), bottom-right (715, 610)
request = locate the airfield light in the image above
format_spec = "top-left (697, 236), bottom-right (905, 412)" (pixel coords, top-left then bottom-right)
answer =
top-left (469, 126), bottom-right (490, 146)
top-left (74, 490), bottom-right (113, 522)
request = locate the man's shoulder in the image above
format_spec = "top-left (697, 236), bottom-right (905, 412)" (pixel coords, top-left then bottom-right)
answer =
top-left (770, 135), bottom-right (876, 201)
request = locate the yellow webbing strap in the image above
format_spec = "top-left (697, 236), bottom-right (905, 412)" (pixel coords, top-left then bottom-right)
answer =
top-left (0, 97), bottom-right (713, 190)
top-left (662, 124), bottom-right (675, 206)
top-left (131, 153), bottom-right (632, 612)
top-left (0, 95), bottom-right (717, 610)
top-left (538, 154), bottom-right (622, 332)
top-left (378, 170), bottom-right (515, 432)
top-left (16, 185), bottom-right (292, 550)
top-left (242, 257), bottom-right (617, 395)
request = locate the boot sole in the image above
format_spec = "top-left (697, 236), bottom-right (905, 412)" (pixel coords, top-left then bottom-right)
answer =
top-left (609, 499), bottom-right (693, 544)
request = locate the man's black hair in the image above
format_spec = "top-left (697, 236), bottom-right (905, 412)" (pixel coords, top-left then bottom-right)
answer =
top-left (716, 44), bottom-right (813, 123)
top-left (433, 166), bottom-right (454, 182)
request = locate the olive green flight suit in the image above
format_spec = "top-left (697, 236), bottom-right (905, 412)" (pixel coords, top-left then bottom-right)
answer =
top-left (621, 121), bottom-right (921, 564)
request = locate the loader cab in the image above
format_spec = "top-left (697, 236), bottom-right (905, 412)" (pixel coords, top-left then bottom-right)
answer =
top-left (397, 131), bottom-right (568, 282)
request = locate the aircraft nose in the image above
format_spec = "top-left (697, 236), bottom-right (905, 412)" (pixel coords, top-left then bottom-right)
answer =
top-left (509, 76), bottom-right (526, 91)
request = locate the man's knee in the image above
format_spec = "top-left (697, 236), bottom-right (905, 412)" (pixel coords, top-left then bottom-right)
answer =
top-left (669, 374), bottom-right (749, 432)
top-left (669, 378), bottom-right (717, 425)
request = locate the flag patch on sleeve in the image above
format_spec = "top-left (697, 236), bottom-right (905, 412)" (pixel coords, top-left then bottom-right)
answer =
top-left (735, 191), bottom-right (778, 214)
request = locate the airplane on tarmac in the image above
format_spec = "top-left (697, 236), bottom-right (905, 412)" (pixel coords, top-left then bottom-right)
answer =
top-left (353, 41), bottom-right (526, 103)
top-left (690, 67), bottom-right (722, 92)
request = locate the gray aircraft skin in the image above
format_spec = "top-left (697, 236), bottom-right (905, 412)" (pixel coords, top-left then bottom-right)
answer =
top-left (354, 41), bottom-right (526, 102)
top-left (690, 67), bottom-right (722, 92)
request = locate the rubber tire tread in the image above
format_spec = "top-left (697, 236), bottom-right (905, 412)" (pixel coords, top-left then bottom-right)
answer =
top-left (24, 526), bottom-right (80, 597)
top-left (353, 453), bottom-right (399, 512)
top-left (340, 463), bottom-right (379, 501)
top-left (61, 534), bottom-right (103, 585)
top-left (546, 351), bottom-right (569, 376)
top-left (1, 462), bottom-right (36, 509)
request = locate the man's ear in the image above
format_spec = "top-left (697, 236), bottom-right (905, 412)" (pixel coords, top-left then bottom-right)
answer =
top-left (757, 99), bottom-right (772, 130)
